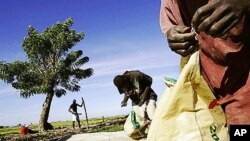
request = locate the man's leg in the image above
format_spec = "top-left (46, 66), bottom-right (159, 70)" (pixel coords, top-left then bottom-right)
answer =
top-left (72, 121), bottom-right (75, 130)
top-left (133, 104), bottom-right (149, 138)
top-left (146, 99), bottom-right (156, 121)
top-left (77, 120), bottom-right (81, 129)
top-left (76, 114), bottom-right (81, 129)
top-left (72, 114), bottom-right (76, 130)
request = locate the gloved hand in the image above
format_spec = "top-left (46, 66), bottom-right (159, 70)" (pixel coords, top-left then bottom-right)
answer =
top-left (192, 0), bottom-right (249, 37)
top-left (121, 101), bottom-right (127, 107)
top-left (167, 25), bottom-right (198, 57)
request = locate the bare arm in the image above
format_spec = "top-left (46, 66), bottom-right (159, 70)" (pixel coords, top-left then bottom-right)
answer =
top-left (77, 98), bottom-right (84, 107)
top-left (160, 0), bottom-right (198, 57)
top-left (68, 107), bottom-right (75, 114)
top-left (77, 103), bottom-right (83, 107)
top-left (121, 93), bottom-right (129, 107)
top-left (140, 87), bottom-right (150, 101)
top-left (138, 87), bottom-right (150, 106)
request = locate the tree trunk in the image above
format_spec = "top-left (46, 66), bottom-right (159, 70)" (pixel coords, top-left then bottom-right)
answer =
top-left (39, 91), bottom-right (54, 131)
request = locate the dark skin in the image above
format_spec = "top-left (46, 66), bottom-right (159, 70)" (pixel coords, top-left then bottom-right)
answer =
top-left (167, 25), bottom-right (198, 57)
top-left (192, 0), bottom-right (250, 37)
top-left (68, 100), bottom-right (83, 130)
top-left (121, 93), bottom-right (129, 107)
top-left (120, 83), bottom-right (150, 107)
top-left (120, 82), bottom-right (135, 107)
top-left (167, 0), bottom-right (250, 57)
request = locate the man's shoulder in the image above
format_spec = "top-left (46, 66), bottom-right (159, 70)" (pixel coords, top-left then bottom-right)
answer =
top-left (70, 103), bottom-right (75, 107)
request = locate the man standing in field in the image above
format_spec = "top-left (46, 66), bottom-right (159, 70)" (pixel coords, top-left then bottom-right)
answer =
top-left (68, 99), bottom-right (83, 130)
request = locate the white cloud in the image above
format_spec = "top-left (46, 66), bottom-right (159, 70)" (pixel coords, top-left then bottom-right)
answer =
top-left (83, 47), bottom-right (179, 78)
top-left (0, 86), bottom-right (18, 96)
top-left (78, 47), bottom-right (180, 92)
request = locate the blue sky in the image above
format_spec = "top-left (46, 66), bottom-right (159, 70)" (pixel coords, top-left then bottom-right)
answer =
top-left (0, 0), bottom-right (181, 126)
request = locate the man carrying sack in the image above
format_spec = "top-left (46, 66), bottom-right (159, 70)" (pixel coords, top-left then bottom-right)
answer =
top-left (113, 70), bottom-right (157, 139)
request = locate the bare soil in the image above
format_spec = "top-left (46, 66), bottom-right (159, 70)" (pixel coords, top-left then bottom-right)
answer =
top-left (0, 116), bottom-right (126, 141)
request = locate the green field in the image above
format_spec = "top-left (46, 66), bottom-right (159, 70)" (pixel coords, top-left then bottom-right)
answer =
top-left (0, 115), bottom-right (125, 136)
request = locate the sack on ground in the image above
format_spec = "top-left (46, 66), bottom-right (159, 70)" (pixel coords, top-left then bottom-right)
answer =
top-left (147, 51), bottom-right (229, 141)
top-left (124, 110), bottom-right (148, 140)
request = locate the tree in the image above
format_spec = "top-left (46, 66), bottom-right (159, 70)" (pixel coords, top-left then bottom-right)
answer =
top-left (0, 18), bottom-right (93, 131)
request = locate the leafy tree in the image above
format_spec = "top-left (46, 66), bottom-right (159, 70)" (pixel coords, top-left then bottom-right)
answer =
top-left (0, 18), bottom-right (93, 131)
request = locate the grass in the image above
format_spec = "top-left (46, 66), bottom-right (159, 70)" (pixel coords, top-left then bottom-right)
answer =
top-left (0, 125), bottom-right (38, 136)
top-left (0, 127), bottom-right (20, 135)
top-left (0, 115), bottom-right (125, 136)
top-left (97, 125), bottom-right (123, 132)
top-left (50, 117), bottom-right (110, 128)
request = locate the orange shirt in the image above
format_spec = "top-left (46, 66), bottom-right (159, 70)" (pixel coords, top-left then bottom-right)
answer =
top-left (160, 0), bottom-right (250, 124)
